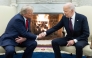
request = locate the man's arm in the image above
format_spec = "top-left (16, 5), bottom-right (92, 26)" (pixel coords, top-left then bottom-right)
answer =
top-left (46, 17), bottom-right (64, 36)
top-left (13, 19), bottom-right (37, 40)
top-left (38, 17), bottom-right (65, 38)
top-left (76, 15), bottom-right (89, 41)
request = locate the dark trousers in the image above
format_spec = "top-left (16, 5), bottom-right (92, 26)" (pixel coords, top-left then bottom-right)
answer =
top-left (51, 37), bottom-right (88, 58)
top-left (3, 40), bottom-right (37, 58)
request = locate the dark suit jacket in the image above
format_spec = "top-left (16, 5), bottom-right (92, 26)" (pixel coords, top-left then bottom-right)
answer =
top-left (46, 13), bottom-right (90, 42)
top-left (0, 13), bottom-right (36, 46)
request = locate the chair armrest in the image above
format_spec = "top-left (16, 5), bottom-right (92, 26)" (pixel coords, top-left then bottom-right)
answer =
top-left (90, 40), bottom-right (92, 49)
top-left (62, 27), bottom-right (67, 37)
top-left (62, 31), bottom-right (65, 37)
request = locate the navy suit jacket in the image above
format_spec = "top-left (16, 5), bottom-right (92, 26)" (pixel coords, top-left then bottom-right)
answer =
top-left (0, 13), bottom-right (36, 46)
top-left (46, 13), bottom-right (90, 42)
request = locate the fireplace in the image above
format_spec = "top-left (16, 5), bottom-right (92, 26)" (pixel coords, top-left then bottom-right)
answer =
top-left (31, 13), bottom-right (64, 40)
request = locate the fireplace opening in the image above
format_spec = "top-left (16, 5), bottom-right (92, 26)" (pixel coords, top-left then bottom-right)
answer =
top-left (31, 13), bottom-right (64, 40)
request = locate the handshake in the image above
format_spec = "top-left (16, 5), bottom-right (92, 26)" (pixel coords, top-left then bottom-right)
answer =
top-left (37, 32), bottom-right (46, 40)
top-left (15, 32), bottom-right (47, 43)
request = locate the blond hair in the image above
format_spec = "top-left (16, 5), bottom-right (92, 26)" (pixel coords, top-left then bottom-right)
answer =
top-left (20, 5), bottom-right (33, 15)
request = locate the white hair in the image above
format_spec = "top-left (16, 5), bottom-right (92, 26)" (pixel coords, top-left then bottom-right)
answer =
top-left (64, 2), bottom-right (75, 11)
top-left (20, 5), bottom-right (33, 15)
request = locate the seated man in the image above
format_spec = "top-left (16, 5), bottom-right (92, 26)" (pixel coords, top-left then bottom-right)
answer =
top-left (0, 5), bottom-right (41, 58)
top-left (39, 2), bottom-right (90, 58)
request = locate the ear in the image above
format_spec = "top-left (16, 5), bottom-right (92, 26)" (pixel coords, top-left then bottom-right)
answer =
top-left (71, 9), bottom-right (74, 12)
top-left (23, 14), bottom-right (26, 17)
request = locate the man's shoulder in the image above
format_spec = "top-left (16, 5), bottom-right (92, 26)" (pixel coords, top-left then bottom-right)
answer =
top-left (14, 13), bottom-right (22, 17)
top-left (13, 13), bottom-right (23, 19)
top-left (76, 12), bottom-right (87, 18)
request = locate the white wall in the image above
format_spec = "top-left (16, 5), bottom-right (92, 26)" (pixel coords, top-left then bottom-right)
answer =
top-left (0, 0), bottom-right (11, 6)
top-left (1, 0), bottom-right (92, 7)
top-left (17, 0), bottom-right (71, 3)
top-left (77, 0), bottom-right (92, 6)
top-left (0, 0), bottom-right (92, 13)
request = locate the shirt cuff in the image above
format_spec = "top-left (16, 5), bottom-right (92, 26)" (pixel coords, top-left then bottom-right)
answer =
top-left (73, 39), bottom-right (78, 43)
top-left (43, 32), bottom-right (46, 35)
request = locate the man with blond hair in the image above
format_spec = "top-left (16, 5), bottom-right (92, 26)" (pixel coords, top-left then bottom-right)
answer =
top-left (0, 5), bottom-right (41, 58)
top-left (39, 2), bottom-right (89, 58)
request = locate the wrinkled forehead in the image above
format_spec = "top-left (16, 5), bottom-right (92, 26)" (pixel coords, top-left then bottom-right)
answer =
top-left (63, 7), bottom-right (70, 12)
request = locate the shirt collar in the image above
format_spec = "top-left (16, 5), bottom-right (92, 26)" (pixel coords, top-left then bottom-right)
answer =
top-left (23, 16), bottom-right (26, 21)
top-left (71, 12), bottom-right (75, 19)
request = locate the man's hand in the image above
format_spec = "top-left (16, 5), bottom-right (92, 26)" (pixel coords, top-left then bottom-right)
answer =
top-left (37, 32), bottom-right (46, 40)
top-left (15, 36), bottom-right (26, 44)
top-left (66, 40), bottom-right (75, 47)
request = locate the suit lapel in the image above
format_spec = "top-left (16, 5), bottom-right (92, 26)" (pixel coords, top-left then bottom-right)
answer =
top-left (19, 13), bottom-right (31, 31)
top-left (66, 18), bottom-right (70, 29)
top-left (64, 17), bottom-right (70, 32)
top-left (19, 13), bottom-right (25, 25)
top-left (74, 13), bottom-right (79, 31)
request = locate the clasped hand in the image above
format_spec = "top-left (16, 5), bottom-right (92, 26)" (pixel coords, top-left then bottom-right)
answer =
top-left (15, 36), bottom-right (26, 44)
top-left (66, 40), bottom-right (75, 47)
top-left (37, 32), bottom-right (46, 39)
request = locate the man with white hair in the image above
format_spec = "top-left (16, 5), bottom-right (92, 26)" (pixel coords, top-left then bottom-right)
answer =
top-left (39, 2), bottom-right (89, 58)
top-left (0, 5), bottom-right (41, 58)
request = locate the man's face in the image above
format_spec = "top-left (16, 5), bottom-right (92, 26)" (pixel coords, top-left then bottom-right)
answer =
top-left (24, 9), bottom-right (33, 19)
top-left (63, 7), bottom-right (73, 18)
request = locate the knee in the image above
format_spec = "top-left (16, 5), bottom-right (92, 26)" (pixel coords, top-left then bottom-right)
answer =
top-left (52, 39), bottom-right (57, 45)
top-left (32, 41), bottom-right (37, 47)
top-left (29, 41), bottom-right (37, 48)
top-left (75, 43), bottom-right (83, 49)
top-left (5, 47), bottom-right (15, 54)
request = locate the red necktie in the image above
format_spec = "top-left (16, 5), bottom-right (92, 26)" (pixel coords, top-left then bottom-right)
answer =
top-left (69, 18), bottom-right (73, 32)
top-left (26, 19), bottom-right (28, 30)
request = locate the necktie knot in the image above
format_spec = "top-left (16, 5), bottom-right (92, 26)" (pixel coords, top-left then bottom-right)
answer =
top-left (69, 18), bottom-right (72, 20)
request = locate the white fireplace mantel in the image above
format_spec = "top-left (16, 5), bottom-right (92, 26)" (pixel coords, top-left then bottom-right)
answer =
top-left (17, 4), bottom-right (65, 13)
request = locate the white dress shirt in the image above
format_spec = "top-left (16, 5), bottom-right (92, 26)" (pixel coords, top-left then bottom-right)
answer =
top-left (23, 16), bottom-right (27, 24)
top-left (71, 12), bottom-right (75, 29)
top-left (71, 12), bottom-right (78, 43)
